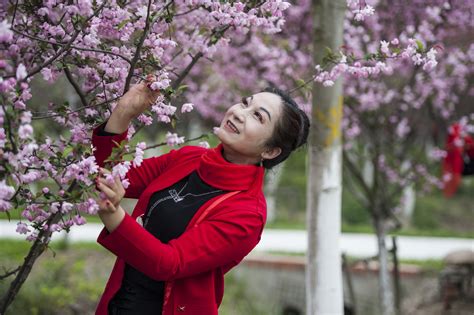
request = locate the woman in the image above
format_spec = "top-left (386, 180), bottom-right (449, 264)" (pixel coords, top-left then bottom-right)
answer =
top-left (92, 81), bottom-right (310, 315)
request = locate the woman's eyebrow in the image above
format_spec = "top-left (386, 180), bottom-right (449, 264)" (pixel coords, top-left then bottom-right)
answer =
top-left (248, 96), bottom-right (271, 121)
top-left (260, 107), bottom-right (272, 121)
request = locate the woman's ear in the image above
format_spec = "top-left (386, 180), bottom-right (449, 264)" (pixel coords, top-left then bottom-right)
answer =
top-left (261, 147), bottom-right (282, 161)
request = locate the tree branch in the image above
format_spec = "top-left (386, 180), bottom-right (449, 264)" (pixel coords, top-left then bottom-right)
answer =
top-left (11, 28), bottom-right (132, 64)
top-left (16, 2), bottom-right (107, 82)
top-left (171, 52), bottom-right (203, 90)
top-left (0, 181), bottom-right (78, 314)
top-left (62, 63), bottom-right (88, 108)
top-left (31, 96), bottom-right (121, 120)
top-left (0, 267), bottom-right (21, 281)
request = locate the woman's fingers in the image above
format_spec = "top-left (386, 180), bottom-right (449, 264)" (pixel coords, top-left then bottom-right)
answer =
top-left (97, 179), bottom-right (116, 200)
top-left (96, 167), bottom-right (125, 207)
top-left (98, 198), bottom-right (117, 213)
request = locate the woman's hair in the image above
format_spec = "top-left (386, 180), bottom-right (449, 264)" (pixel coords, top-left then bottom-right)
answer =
top-left (262, 86), bottom-right (310, 169)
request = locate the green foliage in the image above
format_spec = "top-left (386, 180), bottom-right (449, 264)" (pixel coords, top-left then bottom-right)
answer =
top-left (220, 272), bottom-right (272, 315)
top-left (0, 241), bottom-right (110, 315)
top-left (269, 146), bottom-right (473, 238)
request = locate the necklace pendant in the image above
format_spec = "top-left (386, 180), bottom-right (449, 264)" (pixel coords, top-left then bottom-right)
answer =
top-left (169, 189), bottom-right (184, 202)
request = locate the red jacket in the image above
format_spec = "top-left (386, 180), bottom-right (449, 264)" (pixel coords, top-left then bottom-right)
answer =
top-left (443, 122), bottom-right (474, 197)
top-left (91, 124), bottom-right (267, 314)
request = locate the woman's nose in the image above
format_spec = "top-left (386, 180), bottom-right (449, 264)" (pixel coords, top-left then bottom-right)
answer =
top-left (233, 109), bottom-right (245, 123)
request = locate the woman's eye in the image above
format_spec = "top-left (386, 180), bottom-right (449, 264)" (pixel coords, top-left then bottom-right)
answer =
top-left (255, 111), bottom-right (263, 122)
top-left (241, 97), bottom-right (248, 107)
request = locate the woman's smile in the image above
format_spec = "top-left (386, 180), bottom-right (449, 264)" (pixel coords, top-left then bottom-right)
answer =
top-left (224, 120), bottom-right (240, 134)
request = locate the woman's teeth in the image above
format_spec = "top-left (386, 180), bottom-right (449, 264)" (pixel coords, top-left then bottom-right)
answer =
top-left (227, 121), bottom-right (240, 134)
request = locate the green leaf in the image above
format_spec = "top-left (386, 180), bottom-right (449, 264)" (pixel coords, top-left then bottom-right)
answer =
top-left (177, 85), bottom-right (188, 93)
top-left (63, 146), bottom-right (74, 157)
top-left (416, 40), bottom-right (424, 52)
top-left (296, 78), bottom-right (306, 87)
top-left (117, 19), bottom-right (130, 30)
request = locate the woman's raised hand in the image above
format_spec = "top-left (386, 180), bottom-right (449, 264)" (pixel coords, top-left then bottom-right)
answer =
top-left (104, 76), bottom-right (161, 134)
top-left (116, 76), bottom-right (161, 120)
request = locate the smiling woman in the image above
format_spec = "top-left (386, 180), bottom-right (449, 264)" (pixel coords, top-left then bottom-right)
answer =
top-left (91, 82), bottom-right (309, 315)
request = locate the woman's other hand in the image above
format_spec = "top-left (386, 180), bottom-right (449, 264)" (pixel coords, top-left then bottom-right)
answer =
top-left (95, 167), bottom-right (125, 213)
top-left (95, 167), bottom-right (127, 232)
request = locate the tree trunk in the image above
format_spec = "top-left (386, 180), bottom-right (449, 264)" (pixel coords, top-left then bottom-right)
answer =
top-left (264, 162), bottom-right (285, 223)
top-left (306, 1), bottom-right (346, 314)
top-left (0, 181), bottom-right (77, 314)
top-left (0, 212), bottom-right (61, 314)
top-left (374, 218), bottom-right (395, 315)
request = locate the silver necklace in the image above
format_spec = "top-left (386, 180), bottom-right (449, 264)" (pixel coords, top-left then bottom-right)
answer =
top-left (141, 181), bottom-right (222, 227)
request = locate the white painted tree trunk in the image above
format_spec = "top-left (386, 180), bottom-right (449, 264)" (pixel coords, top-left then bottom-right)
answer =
top-left (307, 146), bottom-right (343, 314)
top-left (264, 162), bottom-right (285, 223)
top-left (400, 184), bottom-right (416, 226)
top-left (306, 1), bottom-right (345, 314)
top-left (375, 218), bottom-right (395, 315)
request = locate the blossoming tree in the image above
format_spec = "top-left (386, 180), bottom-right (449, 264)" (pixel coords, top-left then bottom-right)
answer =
top-left (172, 0), bottom-right (472, 313)
top-left (0, 0), bottom-right (295, 311)
top-left (1, 0), bottom-right (465, 314)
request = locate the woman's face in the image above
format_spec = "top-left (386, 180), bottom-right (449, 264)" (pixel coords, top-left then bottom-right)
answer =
top-left (216, 92), bottom-right (283, 164)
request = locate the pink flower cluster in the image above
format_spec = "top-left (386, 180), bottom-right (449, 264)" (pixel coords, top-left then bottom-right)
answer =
top-left (166, 132), bottom-right (185, 146)
top-left (346, 0), bottom-right (375, 21)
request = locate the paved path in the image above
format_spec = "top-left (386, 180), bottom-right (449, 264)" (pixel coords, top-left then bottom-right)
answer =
top-left (1, 221), bottom-right (472, 260)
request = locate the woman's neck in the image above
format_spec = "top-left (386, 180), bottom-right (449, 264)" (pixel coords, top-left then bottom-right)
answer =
top-left (221, 147), bottom-right (260, 166)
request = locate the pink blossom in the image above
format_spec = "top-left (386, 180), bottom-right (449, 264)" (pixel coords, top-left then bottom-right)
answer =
top-left (16, 64), bottom-right (27, 81)
top-left (42, 187), bottom-right (50, 194)
top-left (41, 68), bottom-right (53, 82)
top-left (121, 178), bottom-right (130, 189)
top-left (165, 132), bottom-right (185, 146)
top-left (0, 20), bottom-right (13, 43)
top-left (380, 40), bottom-right (390, 55)
top-left (198, 141), bottom-right (210, 149)
top-left (20, 171), bottom-right (43, 184)
top-left (112, 161), bottom-right (131, 179)
top-left (14, 101), bottom-right (26, 110)
top-left (49, 224), bottom-right (62, 232)
top-left (18, 124), bottom-right (33, 139)
top-left (0, 180), bottom-right (15, 212)
top-left (150, 80), bottom-right (170, 91)
top-left (138, 114), bottom-right (153, 125)
top-left (26, 231), bottom-right (38, 242)
top-left (0, 128), bottom-right (5, 148)
top-left (73, 215), bottom-right (86, 226)
top-left (16, 222), bottom-right (30, 234)
top-left (61, 202), bottom-right (74, 214)
top-left (77, 198), bottom-right (99, 215)
top-left (133, 142), bottom-right (146, 167)
top-left (323, 80), bottom-right (334, 87)
top-left (181, 103), bottom-right (194, 113)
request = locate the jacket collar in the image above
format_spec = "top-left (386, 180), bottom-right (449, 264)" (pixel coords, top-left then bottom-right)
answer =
top-left (197, 143), bottom-right (265, 191)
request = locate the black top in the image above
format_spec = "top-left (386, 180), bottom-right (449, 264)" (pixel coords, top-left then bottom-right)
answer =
top-left (97, 125), bottom-right (227, 314)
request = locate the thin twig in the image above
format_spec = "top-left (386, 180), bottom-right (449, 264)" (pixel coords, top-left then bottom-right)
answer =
top-left (16, 2), bottom-right (107, 82)
top-left (124, 0), bottom-right (175, 93)
top-left (0, 267), bottom-right (21, 281)
top-left (63, 63), bottom-right (88, 108)
top-left (171, 52), bottom-right (203, 90)
top-left (11, 28), bottom-right (132, 64)
top-left (32, 96), bottom-right (120, 120)
top-left (127, 133), bottom-right (210, 155)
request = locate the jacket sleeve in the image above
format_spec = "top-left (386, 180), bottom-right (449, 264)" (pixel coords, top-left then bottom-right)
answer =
top-left (97, 200), bottom-right (265, 281)
top-left (91, 121), bottom-right (176, 199)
